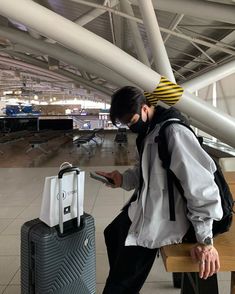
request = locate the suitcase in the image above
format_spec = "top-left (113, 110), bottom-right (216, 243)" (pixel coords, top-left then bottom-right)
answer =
top-left (21, 167), bottom-right (96, 294)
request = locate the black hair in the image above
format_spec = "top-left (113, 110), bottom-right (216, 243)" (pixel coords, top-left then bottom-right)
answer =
top-left (109, 86), bottom-right (148, 126)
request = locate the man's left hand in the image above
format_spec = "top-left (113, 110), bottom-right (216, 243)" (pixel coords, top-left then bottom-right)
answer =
top-left (190, 244), bottom-right (220, 279)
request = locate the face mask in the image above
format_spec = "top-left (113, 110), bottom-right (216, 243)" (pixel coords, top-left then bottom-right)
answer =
top-left (129, 112), bottom-right (149, 134)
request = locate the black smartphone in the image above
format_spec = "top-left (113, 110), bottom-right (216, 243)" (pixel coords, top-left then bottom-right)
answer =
top-left (90, 172), bottom-right (115, 186)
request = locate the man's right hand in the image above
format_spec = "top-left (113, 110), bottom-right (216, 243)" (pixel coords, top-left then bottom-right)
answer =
top-left (96, 170), bottom-right (123, 188)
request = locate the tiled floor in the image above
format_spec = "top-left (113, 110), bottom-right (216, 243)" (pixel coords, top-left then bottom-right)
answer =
top-left (0, 133), bottom-right (232, 293)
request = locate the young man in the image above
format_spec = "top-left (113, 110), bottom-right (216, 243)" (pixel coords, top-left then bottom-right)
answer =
top-left (99, 86), bottom-right (223, 294)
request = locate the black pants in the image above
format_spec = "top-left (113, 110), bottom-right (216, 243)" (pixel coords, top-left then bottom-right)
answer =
top-left (102, 209), bottom-right (158, 294)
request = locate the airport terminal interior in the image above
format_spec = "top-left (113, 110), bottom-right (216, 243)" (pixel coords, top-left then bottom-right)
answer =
top-left (0, 0), bottom-right (235, 293)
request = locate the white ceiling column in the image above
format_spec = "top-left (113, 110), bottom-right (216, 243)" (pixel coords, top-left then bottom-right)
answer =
top-left (120, 0), bottom-right (150, 67)
top-left (1, 0), bottom-right (235, 147)
top-left (176, 90), bottom-right (235, 145)
top-left (112, 2), bottom-right (124, 49)
top-left (138, 0), bottom-right (175, 81)
top-left (182, 60), bottom-right (235, 92)
top-left (106, 1), bottom-right (116, 45)
top-left (217, 81), bottom-right (231, 116)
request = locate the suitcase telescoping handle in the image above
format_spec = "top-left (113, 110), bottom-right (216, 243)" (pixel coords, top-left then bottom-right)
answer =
top-left (58, 167), bottom-right (80, 234)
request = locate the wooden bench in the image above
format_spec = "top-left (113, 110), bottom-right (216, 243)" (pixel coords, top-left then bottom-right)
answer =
top-left (161, 171), bottom-right (235, 294)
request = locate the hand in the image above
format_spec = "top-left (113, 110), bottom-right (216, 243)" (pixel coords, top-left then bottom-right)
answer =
top-left (96, 170), bottom-right (123, 188)
top-left (190, 244), bottom-right (220, 279)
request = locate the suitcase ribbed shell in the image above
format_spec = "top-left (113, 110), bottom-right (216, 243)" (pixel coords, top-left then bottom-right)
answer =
top-left (21, 214), bottom-right (96, 294)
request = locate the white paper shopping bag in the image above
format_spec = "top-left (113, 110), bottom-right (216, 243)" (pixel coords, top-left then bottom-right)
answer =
top-left (40, 167), bottom-right (85, 228)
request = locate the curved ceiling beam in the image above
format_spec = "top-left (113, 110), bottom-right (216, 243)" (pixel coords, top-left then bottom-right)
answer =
top-left (0, 26), bottom-right (135, 89)
top-left (0, 0), bottom-right (235, 147)
top-left (54, 69), bottom-right (112, 100)
top-left (0, 56), bottom-right (69, 82)
top-left (3, 51), bottom-right (113, 97)
top-left (130, 0), bottom-right (235, 25)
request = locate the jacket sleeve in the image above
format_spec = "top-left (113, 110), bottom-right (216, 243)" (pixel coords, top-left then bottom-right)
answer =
top-left (121, 148), bottom-right (140, 191)
top-left (166, 124), bottom-right (223, 243)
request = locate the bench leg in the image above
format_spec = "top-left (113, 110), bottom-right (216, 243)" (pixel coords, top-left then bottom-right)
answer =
top-left (231, 271), bottom-right (235, 294)
top-left (172, 272), bottom-right (182, 288)
top-left (26, 145), bottom-right (34, 154)
top-left (26, 144), bottom-right (49, 154)
top-left (91, 138), bottom-right (98, 145)
top-left (95, 134), bottom-right (104, 143)
top-left (80, 144), bottom-right (92, 156)
top-left (38, 145), bottom-right (49, 154)
top-left (181, 272), bottom-right (218, 294)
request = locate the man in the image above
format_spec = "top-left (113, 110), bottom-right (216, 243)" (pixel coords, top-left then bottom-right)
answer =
top-left (98, 86), bottom-right (223, 294)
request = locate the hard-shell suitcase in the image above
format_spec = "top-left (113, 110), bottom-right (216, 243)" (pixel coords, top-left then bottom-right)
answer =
top-left (21, 166), bottom-right (96, 294)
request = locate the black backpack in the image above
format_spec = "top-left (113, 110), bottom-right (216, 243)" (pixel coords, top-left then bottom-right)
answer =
top-left (156, 113), bottom-right (235, 238)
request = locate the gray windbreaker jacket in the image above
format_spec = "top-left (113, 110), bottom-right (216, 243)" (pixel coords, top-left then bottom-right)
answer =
top-left (121, 121), bottom-right (223, 249)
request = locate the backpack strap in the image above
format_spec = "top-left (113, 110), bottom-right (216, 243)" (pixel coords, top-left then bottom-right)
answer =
top-left (157, 119), bottom-right (197, 221)
top-left (159, 120), bottom-right (199, 144)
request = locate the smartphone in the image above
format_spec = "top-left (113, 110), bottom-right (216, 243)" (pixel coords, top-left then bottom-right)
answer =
top-left (90, 172), bottom-right (115, 186)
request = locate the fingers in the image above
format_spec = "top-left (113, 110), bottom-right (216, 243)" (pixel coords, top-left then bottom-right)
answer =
top-left (96, 171), bottom-right (109, 177)
top-left (190, 246), bottom-right (198, 262)
top-left (95, 170), bottom-right (122, 188)
top-left (215, 258), bottom-right (220, 274)
top-left (208, 260), bottom-right (215, 278)
top-left (190, 245), bottom-right (203, 261)
top-left (199, 260), bottom-right (205, 279)
top-left (191, 245), bottom-right (220, 279)
top-left (201, 259), bottom-right (211, 279)
top-left (200, 259), bottom-right (216, 279)
top-left (109, 170), bottom-right (122, 188)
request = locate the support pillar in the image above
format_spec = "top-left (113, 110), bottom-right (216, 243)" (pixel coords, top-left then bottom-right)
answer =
top-left (120, 0), bottom-right (150, 67)
top-left (138, 0), bottom-right (175, 82)
top-left (182, 60), bottom-right (235, 92)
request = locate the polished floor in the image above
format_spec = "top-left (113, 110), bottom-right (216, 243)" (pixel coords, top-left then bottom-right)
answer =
top-left (0, 133), bottom-right (231, 293)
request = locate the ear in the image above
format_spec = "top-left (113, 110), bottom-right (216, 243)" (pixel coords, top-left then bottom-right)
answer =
top-left (141, 104), bottom-right (149, 122)
top-left (142, 104), bottom-right (148, 113)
